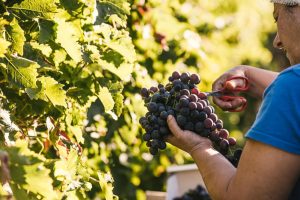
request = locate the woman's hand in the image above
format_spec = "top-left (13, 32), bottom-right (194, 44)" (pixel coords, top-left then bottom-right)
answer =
top-left (212, 65), bottom-right (248, 111)
top-left (166, 115), bottom-right (212, 155)
top-left (212, 65), bottom-right (278, 111)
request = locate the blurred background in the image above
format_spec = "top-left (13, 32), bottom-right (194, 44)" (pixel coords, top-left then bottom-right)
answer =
top-left (0, 0), bottom-right (290, 199)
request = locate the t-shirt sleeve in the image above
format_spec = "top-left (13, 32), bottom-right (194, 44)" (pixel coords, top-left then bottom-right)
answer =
top-left (245, 71), bottom-right (300, 155)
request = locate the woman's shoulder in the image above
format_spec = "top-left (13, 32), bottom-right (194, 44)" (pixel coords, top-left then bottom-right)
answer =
top-left (279, 64), bottom-right (300, 77)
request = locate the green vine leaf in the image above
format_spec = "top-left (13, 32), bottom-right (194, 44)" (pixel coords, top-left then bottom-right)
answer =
top-left (38, 19), bottom-right (56, 44)
top-left (97, 86), bottom-right (114, 112)
top-left (0, 38), bottom-right (11, 57)
top-left (55, 18), bottom-right (82, 63)
top-left (26, 76), bottom-right (67, 107)
top-left (9, 0), bottom-right (58, 19)
top-left (23, 163), bottom-right (57, 200)
top-left (6, 18), bottom-right (25, 55)
top-left (6, 55), bottom-right (39, 88)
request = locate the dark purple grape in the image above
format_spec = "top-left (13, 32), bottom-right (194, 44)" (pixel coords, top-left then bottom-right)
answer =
top-left (145, 124), bottom-right (153, 132)
top-left (204, 118), bottom-right (214, 128)
top-left (168, 76), bottom-right (174, 82)
top-left (228, 137), bottom-right (237, 146)
top-left (189, 94), bottom-right (198, 102)
top-left (172, 71), bottom-right (181, 79)
top-left (210, 130), bottom-right (221, 142)
top-left (177, 115), bottom-right (187, 127)
top-left (158, 140), bottom-right (167, 149)
top-left (179, 98), bottom-right (189, 107)
top-left (209, 113), bottom-right (218, 122)
top-left (151, 93), bottom-right (160, 102)
top-left (180, 72), bottom-right (190, 83)
top-left (190, 74), bottom-right (201, 84)
top-left (216, 122), bottom-right (223, 130)
top-left (149, 147), bottom-right (158, 155)
top-left (203, 106), bottom-right (213, 115)
top-left (180, 107), bottom-right (190, 116)
top-left (139, 117), bottom-right (147, 125)
top-left (199, 100), bottom-right (208, 107)
top-left (219, 129), bottom-right (229, 139)
top-left (167, 109), bottom-right (175, 116)
top-left (188, 102), bottom-right (197, 110)
top-left (174, 84), bottom-right (182, 91)
top-left (157, 106), bottom-right (165, 113)
top-left (180, 89), bottom-right (190, 96)
top-left (141, 88), bottom-right (149, 98)
top-left (159, 87), bottom-right (166, 93)
top-left (196, 102), bottom-right (204, 110)
top-left (158, 83), bottom-right (164, 88)
top-left (219, 139), bottom-right (229, 155)
top-left (149, 86), bottom-right (158, 93)
top-left (210, 123), bottom-right (217, 131)
top-left (143, 133), bottom-right (151, 141)
top-left (160, 111), bottom-right (168, 119)
top-left (190, 110), bottom-right (200, 119)
top-left (147, 102), bottom-right (158, 113)
top-left (209, 105), bottom-right (215, 113)
top-left (147, 115), bottom-right (157, 124)
top-left (198, 111), bottom-right (208, 121)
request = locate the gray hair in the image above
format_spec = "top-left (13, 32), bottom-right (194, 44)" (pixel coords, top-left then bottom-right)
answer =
top-left (271, 0), bottom-right (299, 5)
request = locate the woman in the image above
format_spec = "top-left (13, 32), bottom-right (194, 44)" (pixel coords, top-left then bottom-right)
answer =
top-left (166, 1), bottom-right (300, 199)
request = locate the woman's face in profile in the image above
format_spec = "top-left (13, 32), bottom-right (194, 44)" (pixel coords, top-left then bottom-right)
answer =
top-left (273, 4), bottom-right (300, 65)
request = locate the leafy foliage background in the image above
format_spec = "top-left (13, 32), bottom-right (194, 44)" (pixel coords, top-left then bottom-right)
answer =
top-left (0, 0), bottom-right (286, 199)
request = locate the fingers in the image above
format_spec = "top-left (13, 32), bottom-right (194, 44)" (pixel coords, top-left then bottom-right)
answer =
top-left (213, 96), bottom-right (246, 111)
top-left (225, 79), bottom-right (246, 90)
top-left (167, 115), bottom-right (182, 138)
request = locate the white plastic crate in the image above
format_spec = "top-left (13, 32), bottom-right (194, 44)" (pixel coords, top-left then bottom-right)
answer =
top-left (166, 163), bottom-right (207, 200)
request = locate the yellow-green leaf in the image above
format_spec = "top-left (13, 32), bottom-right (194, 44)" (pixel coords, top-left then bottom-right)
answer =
top-left (7, 18), bottom-right (25, 55)
top-left (26, 76), bottom-right (67, 107)
top-left (55, 18), bottom-right (82, 63)
top-left (97, 86), bottom-right (114, 112)
top-left (7, 56), bottom-right (39, 88)
top-left (24, 163), bottom-right (57, 200)
top-left (0, 38), bottom-right (11, 57)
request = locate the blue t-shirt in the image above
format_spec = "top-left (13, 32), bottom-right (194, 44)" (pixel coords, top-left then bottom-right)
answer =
top-left (246, 64), bottom-right (300, 154)
top-left (245, 64), bottom-right (300, 199)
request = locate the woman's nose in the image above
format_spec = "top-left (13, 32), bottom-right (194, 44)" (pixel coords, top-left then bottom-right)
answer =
top-left (273, 32), bottom-right (283, 49)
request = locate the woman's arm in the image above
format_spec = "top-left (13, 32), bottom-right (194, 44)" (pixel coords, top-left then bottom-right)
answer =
top-left (167, 116), bottom-right (300, 200)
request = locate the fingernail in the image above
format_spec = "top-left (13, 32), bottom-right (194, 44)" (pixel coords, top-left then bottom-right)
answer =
top-left (167, 115), bottom-right (173, 121)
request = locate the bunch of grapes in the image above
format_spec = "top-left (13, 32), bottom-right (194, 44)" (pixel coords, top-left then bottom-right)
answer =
top-left (139, 71), bottom-right (242, 166)
top-left (173, 185), bottom-right (211, 200)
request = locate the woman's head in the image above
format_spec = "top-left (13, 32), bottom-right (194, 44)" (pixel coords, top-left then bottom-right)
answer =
top-left (272, 1), bottom-right (300, 65)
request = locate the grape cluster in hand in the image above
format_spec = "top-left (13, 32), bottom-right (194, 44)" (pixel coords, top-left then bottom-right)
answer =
top-left (139, 71), bottom-right (242, 165)
top-left (173, 185), bottom-right (211, 200)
